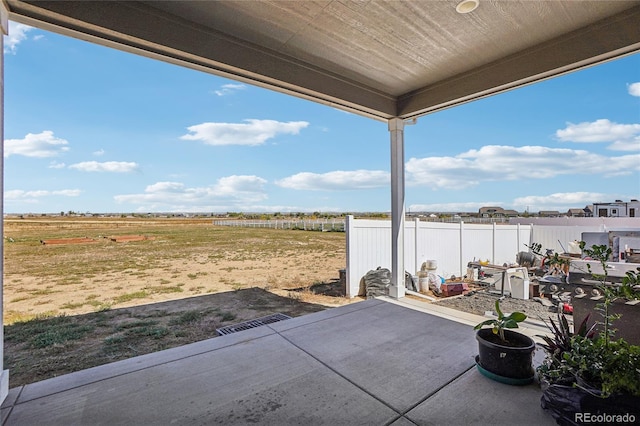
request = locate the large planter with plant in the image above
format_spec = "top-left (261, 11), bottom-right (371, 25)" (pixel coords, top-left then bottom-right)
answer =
top-left (571, 263), bottom-right (640, 345)
top-left (567, 244), bottom-right (640, 345)
top-left (474, 300), bottom-right (535, 385)
top-left (537, 244), bottom-right (640, 424)
top-left (537, 312), bottom-right (640, 424)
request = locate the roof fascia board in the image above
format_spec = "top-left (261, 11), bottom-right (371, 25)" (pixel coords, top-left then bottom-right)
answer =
top-left (7, 0), bottom-right (397, 121)
top-left (397, 5), bottom-right (640, 119)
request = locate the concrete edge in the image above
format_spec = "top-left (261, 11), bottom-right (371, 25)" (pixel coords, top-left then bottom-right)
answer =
top-left (12, 324), bottom-right (276, 404)
top-left (9, 300), bottom-right (380, 405)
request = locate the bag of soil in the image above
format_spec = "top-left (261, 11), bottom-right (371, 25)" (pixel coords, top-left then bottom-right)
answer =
top-left (358, 267), bottom-right (391, 299)
top-left (541, 384), bottom-right (640, 425)
top-left (358, 267), bottom-right (416, 298)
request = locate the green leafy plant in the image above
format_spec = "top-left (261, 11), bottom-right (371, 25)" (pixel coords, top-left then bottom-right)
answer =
top-left (474, 299), bottom-right (527, 342)
top-left (537, 313), bottom-right (597, 386)
top-left (537, 242), bottom-right (640, 399)
top-left (620, 267), bottom-right (640, 301)
top-left (580, 242), bottom-right (622, 347)
top-left (538, 313), bottom-right (596, 360)
top-left (539, 331), bottom-right (640, 398)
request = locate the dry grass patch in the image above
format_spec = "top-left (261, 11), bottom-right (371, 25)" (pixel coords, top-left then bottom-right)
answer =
top-left (3, 217), bottom-right (355, 387)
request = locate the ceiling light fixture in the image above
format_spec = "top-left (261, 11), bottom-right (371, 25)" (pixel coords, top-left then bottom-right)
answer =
top-left (456, 0), bottom-right (479, 14)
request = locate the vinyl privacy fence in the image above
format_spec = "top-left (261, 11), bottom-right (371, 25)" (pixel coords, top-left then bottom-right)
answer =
top-left (345, 216), bottom-right (531, 297)
top-left (345, 216), bottom-right (639, 297)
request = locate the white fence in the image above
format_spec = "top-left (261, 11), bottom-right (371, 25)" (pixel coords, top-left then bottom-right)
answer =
top-left (345, 216), bottom-right (531, 297)
top-left (213, 219), bottom-right (345, 232)
top-left (346, 216), bottom-right (640, 297)
top-left (512, 217), bottom-right (640, 255)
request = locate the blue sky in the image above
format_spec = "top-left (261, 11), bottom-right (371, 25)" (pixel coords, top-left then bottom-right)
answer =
top-left (3, 21), bottom-right (640, 215)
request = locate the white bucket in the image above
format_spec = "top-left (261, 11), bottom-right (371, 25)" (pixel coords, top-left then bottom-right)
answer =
top-left (466, 267), bottom-right (478, 281)
top-left (424, 260), bottom-right (437, 270)
top-left (418, 276), bottom-right (430, 292)
top-left (568, 241), bottom-right (581, 254)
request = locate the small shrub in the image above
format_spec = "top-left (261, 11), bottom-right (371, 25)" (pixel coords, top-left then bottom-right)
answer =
top-left (60, 301), bottom-right (85, 310)
top-left (145, 285), bottom-right (183, 294)
top-left (169, 310), bottom-right (205, 325)
top-left (113, 291), bottom-right (149, 304)
top-left (6, 315), bottom-right (94, 348)
top-left (219, 312), bottom-right (236, 322)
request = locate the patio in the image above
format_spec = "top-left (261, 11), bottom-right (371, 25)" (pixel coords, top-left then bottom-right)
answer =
top-left (1, 298), bottom-right (555, 425)
top-left (1, 1), bottom-right (639, 415)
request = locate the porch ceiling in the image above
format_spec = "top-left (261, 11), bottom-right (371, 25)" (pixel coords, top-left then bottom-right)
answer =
top-left (5, 0), bottom-right (640, 121)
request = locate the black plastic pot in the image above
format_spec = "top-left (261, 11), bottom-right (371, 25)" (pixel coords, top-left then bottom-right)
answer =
top-left (541, 384), bottom-right (640, 425)
top-left (476, 328), bottom-right (535, 383)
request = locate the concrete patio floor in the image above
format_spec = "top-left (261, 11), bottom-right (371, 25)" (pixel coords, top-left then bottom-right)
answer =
top-left (1, 297), bottom-right (556, 425)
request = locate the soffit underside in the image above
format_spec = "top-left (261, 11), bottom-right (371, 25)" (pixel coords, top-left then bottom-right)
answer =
top-left (6, 0), bottom-right (640, 120)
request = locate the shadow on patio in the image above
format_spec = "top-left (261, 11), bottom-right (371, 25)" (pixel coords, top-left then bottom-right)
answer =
top-left (1, 298), bottom-right (556, 425)
top-left (4, 286), bottom-right (348, 388)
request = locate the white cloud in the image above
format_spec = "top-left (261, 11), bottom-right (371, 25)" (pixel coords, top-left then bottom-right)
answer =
top-left (405, 145), bottom-right (640, 189)
top-left (180, 119), bottom-right (309, 146)
top-left (213, 83), bottom-right (247, 96)
top-left (48, 161), bottom-right (66, 169)
top-left (68, 161), bottom-right (139, 173)
top-left (409, 202), bottom-right (499, 213)
top-left (556, 119), bottom-right (640, 151)
top-left (234, 204), bottom-right (343, 213)
top-left (5, 131), bottom-right (70, 158)
top-left (512, 192), bottom-right (611, 212)
top-left (145, 182), bottom-right (186, 193)
top-left (5, 189), bottom-right (81, 200)
top-left (628, 82), bottom-right (640, 97)
top-left (513, 192), bottom-right (604, 207)
top-left (114, 175), bottom-right (268, 210)
top-left (4, 22), bottom-right (33, 54)
top-left (216, 175), bottom-right (268, 196)
top-left (93, 149), bottom-right (105, 156)
top-left (411, 192), bottom-right (635, 213)
top-left (277, 170), bottom-right (389, 190)
top-left (54, 189), bottom-right (83, 197)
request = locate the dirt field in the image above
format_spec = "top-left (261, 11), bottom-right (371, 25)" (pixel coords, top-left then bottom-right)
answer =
top-left (3, 217), bottom-right (353, 387)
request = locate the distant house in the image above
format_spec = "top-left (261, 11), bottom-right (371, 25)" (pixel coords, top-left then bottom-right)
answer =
top-left (478, 207), bottom-right (520, 218)
top-left (567, 208), bottom-right (586, 217)
top-left (591, 199), bottom-right (640, 218)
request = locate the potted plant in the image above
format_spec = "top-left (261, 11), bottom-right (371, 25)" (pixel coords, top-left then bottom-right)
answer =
top-left (536, 250), bottom-right (640, 424)
top-left (537, 308), bottom-right (640, 423)
top-left (474, 299), bottom-right (535, 384)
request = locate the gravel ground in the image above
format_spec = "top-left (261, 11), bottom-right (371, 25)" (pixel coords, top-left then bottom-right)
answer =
top-left (434, 290), bottom-right (558, 322)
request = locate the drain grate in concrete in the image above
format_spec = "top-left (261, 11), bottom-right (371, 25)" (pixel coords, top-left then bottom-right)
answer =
top-left (216, 313), bottom-right (292, 336)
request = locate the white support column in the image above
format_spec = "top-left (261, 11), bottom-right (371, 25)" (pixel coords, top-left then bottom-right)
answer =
top-left (388, 118), bottom-right (405, 299)
top-left (414, 217), bottom-right (420, 276)
top-left (459, 221), bottom-right (464, 278)
top-left (0, 2), bottom-right (10, 404)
